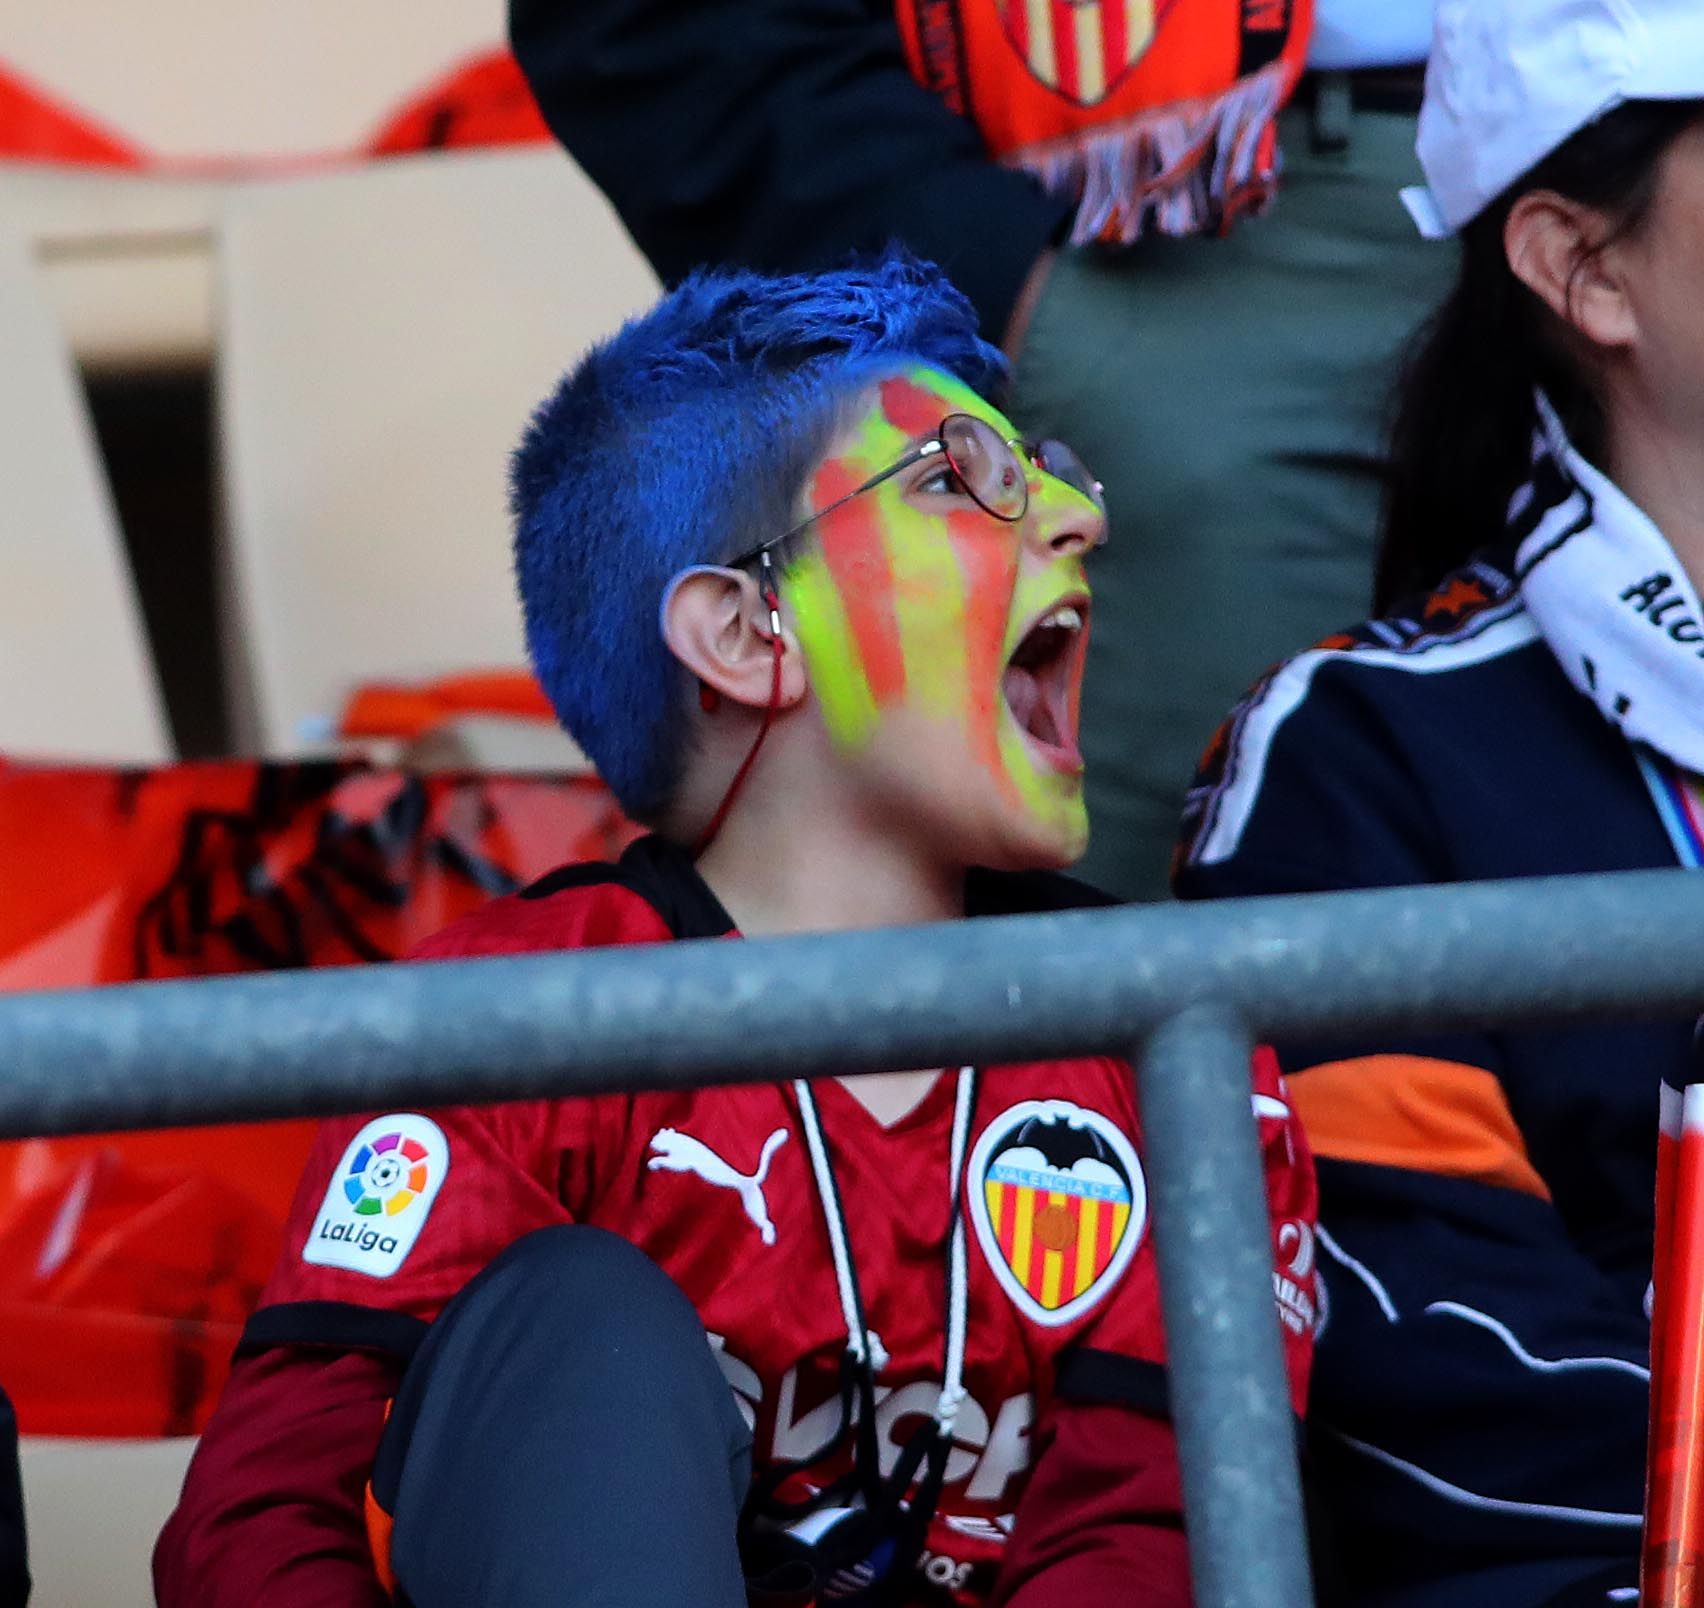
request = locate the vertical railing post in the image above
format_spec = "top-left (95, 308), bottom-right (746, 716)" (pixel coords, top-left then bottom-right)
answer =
top-left (1136, 1006), bottom-right (1314, 1608)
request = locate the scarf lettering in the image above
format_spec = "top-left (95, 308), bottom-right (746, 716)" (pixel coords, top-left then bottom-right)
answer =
top-left (1516, 392), bottom-right (1704, 775)
top-left (1620, 573), bottom-right (1704, 649)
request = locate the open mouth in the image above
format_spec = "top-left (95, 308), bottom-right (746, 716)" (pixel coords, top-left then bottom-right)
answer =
top-left (1002, 597), bottom-right (1088, 773)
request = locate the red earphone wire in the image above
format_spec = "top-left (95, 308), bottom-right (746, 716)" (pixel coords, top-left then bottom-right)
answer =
top-left (692, 578), bottom-right (785, 859)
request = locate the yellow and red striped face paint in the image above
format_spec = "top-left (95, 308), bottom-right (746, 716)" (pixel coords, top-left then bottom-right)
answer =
top-left (780, 365), bottom-right (1097, 867)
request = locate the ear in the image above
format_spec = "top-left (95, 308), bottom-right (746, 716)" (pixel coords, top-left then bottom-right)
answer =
top-left (661, 566), bottom-right (808, 713)
top-left (1505, 189), bottom-right (1638, 353)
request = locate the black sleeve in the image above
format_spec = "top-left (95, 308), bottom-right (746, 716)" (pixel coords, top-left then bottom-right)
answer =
top-left (238, 1300), bottom-right (430, 1363)
top-left (0, 1387), bottom-right (28, 1608)
top-left (507, 0), bottom-right (1072, 338)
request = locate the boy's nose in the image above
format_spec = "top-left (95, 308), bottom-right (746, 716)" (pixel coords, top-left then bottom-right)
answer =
top-left (1029, 484), bottom-right (1107, 557)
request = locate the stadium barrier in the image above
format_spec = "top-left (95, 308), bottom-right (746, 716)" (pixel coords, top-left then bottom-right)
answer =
top-left (5, 867), bottom-right (1704, 1608)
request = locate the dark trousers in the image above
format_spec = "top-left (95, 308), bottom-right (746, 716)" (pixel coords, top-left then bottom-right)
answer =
top-left (373, 1227), bottom-right (753, 1608)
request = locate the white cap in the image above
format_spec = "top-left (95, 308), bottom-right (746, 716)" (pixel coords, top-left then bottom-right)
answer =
top-left (1402, 0), bottom-right (1704, 239)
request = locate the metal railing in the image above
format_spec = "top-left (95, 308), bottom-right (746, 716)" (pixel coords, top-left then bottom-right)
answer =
top-left (5, 868), bottom-right (1704, 1607)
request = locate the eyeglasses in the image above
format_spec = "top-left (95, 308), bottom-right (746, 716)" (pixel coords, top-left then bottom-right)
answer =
top-left (726, 412), bottom-right (1104, 573)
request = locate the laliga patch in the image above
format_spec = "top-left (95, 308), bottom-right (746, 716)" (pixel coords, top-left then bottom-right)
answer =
top-left (303, 1113), bottom-right (448, 1277)
top-left (968, 1100), bottom-right (1146, 1327)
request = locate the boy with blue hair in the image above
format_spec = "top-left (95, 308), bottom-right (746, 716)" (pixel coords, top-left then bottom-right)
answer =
top-left (157, 253), bottom-right (1315, 1608)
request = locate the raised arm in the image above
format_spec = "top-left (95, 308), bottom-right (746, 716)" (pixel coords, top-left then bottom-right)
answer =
top-left (507, 0), bottom-right (1070, 339)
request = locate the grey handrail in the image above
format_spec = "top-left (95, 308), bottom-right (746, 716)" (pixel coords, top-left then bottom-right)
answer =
top-left (0, 870), bottom-right (1698, 1138)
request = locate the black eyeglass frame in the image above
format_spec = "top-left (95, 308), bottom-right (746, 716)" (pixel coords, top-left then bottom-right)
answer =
top-left (723, 412), bottom-right (1103, 575)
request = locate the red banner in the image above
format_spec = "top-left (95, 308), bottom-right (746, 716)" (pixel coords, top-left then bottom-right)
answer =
top-left (0, 48), bottom-right (550, 172)
top-left (0, 63), bottom-right (141, 167)
top-left (0, 756), bottom-right (635, 1434)
top-left (366, 50), bottom-right (552, 158)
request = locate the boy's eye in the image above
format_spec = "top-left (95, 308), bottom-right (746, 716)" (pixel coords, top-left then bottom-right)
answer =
top-left (914, 464), bottom-right (972, 499)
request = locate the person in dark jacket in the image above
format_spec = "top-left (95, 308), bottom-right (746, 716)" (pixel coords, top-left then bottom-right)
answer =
top-left (509, 0), bottom-right (1453, 900)
top-left (1176, 0), bottom-right (1704, 1602)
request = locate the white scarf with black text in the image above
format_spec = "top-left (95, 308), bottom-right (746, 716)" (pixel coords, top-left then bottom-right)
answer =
top-left (1514, 395), bottom-right (1704, 777)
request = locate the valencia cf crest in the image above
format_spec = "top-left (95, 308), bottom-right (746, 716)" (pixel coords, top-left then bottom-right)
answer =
top-left (999, 0), bottom-right (1177, 108)
top-left (968, 1100), bottom-right (1146, 1327)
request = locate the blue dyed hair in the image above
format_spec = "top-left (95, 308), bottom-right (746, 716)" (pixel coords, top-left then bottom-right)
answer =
top-left (510, 251), bottom-right (1007, 821)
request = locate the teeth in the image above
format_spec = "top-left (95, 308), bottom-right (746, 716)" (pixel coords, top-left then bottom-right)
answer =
top-left (1040, 605), bottom-right (1083, 632)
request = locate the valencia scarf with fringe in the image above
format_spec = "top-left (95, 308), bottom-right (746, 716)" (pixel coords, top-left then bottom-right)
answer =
top-left (897, 0), bottom-right (1315, 245)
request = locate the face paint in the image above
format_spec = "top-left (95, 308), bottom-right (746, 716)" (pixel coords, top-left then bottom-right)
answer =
top-left (876, 375), bottom-right (947, 443)
top-left (947, 504), bottom-right (1017, 800)
top-left (781, 365), bottom-right (1098, 865)
top-left (799, 459), bottom-right (907, 718)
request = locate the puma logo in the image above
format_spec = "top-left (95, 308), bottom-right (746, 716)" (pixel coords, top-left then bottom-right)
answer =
top-left (647, 1127), bottom-right (789, 1245)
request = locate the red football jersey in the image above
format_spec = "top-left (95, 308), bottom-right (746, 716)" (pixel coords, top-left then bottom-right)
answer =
top-left (254, 838), bottom-right (1316, 1605)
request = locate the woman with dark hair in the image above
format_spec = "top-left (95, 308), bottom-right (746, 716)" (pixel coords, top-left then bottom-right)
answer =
top-left (1378, 98), bottom-right (1704, 612)
top-left (1175, 1), bottom-right (1704, 1604)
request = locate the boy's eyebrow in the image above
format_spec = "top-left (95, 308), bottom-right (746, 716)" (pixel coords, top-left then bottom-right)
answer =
top-left (861, 426), bottom-right (938, 462)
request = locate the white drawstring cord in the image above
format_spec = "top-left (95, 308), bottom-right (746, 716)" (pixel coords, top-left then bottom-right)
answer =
top-left (935, 1066), bottom-right (976, 1434)
top-left (792, 1069), bottom-right (975, 1420)
top-left (793, 1077), bottom-right (889, 1372)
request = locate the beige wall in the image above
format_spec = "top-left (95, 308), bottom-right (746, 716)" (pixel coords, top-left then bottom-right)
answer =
top-left (5, 0), bottom-right (506, 161)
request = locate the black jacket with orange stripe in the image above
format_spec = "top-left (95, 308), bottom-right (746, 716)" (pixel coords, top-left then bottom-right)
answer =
top-left (1175, 552), bottom-right (1674, 1608)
